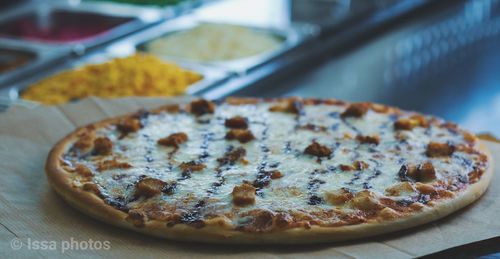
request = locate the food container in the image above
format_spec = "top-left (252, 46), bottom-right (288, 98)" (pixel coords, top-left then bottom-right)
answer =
top-left (107, 15), bottom-right (316, 75)
top-left (0, 38), bottom-right (70, 88)
top-left (0, 50), bottom-right (229, 106)
top-left (0, 47), bottom-right (34, 74)
top-left (0, 1), bottom-right (161, 54)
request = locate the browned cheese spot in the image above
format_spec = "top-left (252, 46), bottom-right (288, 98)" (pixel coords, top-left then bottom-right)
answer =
top-left (378, 207), bottom-right (400, 220)
top-left (253, 210), bottom-right (275, 231)
top-left (269, 100), bottom-right (303, 114)
top-left (417, 162), bottom-right (437, 182)
top-left (232, 183), bottom-right (256, 206)
top-left (179, 161), bottom-right (206, 173)
top-left (324, 188), bottom-right (354, 205)
top-left (96, 158), bottom-right (132, 172)
top-left (304, 141), bottom-right (332, 157)
top-left (468, 167), bottom-right (485, 184)
top-left (385, 182), bottom-right (416, 196)
top-left (126, 210), bottom-right (147, 227)
top-left (340, 103), bottom-right (368, 118)
top-left (93, 137), bottom-right (113, 155)
top-left (349, 190), bottom-right (383, 211)
top-left (415, 182), bottom-right (437, 195)
top-left (73, 130), bottom-right (95, 152)
top-left (152, 104), bottom-right (180, 114)
top-left (217, 147), bottom-right (246, 166)
top-left (274, 213), bottom-right (293, 228)
top-left (462, 131), bottom-right (477, 144)
top-left (394, 115), bottom-right (428, 130)
top-left (399, 162), bottom-right (436, 182)
top-left (270, 170), bottom-right (283, 179)
top-left (73, 164), bottom-right (93, 177)
top-left (116, 117), bottom-right (142, 135)
top-left (136, 177), bottom-right (166, 198)
top-left (157, 132), bottom-right (188, 148)
top-left (82, 182), bottom-right (102, 196)
top-left (224, 116), bottom-right (248, 129)
top-left (225, 129), bottom-right (255, 143)
top-left (426, 142), bottom-right (455, 157)
top-left (190, 99), bottom-right (215, 116)
top-left (298, 124), bottom-right (327, 132)
top-left (340, 160), bottom-right (369, 171)
top-left (356, 135), bottom-right (380, 145)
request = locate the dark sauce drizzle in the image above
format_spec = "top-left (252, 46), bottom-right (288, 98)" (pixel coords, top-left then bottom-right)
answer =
top-left (178, 120), bottom-right (225, 227)
top-left (197, 130), bottom-right (214, 163)
top-left (346, 170), bottom-right (363, 186)
top-left (307, 170), bottom-right (327, 205)
top-left (424, 126), bottom-right (433, 137)
top-left (284, 141), bottom-right (292, 154)
top-left (330, 123), bottom-right (340, 132)
top-left (102, 174), bottom-right (150, 212)
top-left (253, 121), bottom-right (271, 196)
top-left (176, 200), bottom-right (206, 228)
top-left (99, 114), bottom-right (154, 212)
top-left (328, 111), bottom-right (340, 118)
top-left (362, 169), bottom-right (382, 189)
top-left (329, 112), bottom-right (340, 132)
top-left (206, 145), bottom-right (233, 196)
top-left (343, 119), bottom-right (361, 134)
top-left (294, 106), bottom-right (306, 129)
top-left (141, 133), bottom-right (156, 171)
top-left (361, 158), bottom-right (382, 189)
top-left (379, 116), bottom-right (394, 136)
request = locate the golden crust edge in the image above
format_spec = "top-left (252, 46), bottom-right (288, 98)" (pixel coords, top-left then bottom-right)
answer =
top-left (45, 98), bottom-right (495, 244)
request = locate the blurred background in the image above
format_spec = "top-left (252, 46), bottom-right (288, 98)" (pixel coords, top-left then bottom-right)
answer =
top-left (0, 0), bottom-right (499, 136)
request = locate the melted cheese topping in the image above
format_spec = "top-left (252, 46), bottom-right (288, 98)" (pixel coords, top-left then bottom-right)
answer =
top-left (63, 100), bottom-right (487, 229)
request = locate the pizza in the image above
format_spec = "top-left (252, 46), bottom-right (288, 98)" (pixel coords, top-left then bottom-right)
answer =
top-left (46, 97), bottom-right (493, 244)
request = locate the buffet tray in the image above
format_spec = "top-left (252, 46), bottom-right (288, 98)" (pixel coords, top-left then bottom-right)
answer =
top-left (0, 38), bottom-right (70, 88)
top-left (0, 49), bottom-right (230, 106)
top-left (0, 0), bottom-right (163, 53)
top-left (0, 0), bottom-right (222, 91)
top-left (106, 15), bottom-right (318, 75)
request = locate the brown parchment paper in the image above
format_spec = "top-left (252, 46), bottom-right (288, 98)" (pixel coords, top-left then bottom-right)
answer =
top-left (0, 97), bottom-right (499, 259)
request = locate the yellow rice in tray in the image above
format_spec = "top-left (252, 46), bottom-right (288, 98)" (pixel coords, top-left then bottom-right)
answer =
top-left (21, 54), bottom-right (203, 105)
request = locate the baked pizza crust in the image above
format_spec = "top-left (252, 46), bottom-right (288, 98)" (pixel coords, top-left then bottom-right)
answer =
top-left (45, 99), bottom-right (494, 244)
